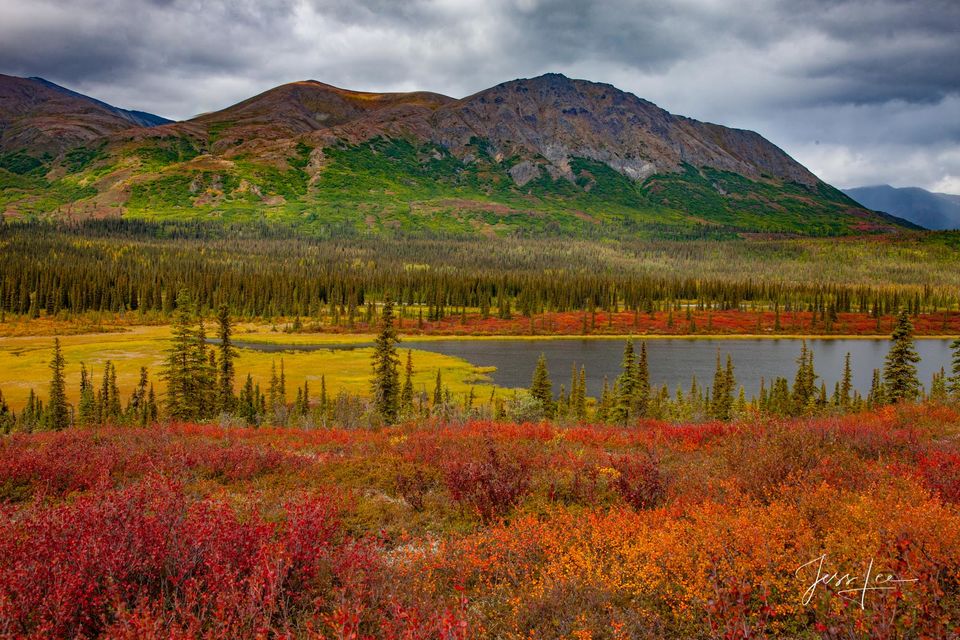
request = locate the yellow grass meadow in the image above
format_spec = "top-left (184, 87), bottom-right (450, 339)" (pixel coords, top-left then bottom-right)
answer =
top-left (0, 324), bottom-right (507, 411)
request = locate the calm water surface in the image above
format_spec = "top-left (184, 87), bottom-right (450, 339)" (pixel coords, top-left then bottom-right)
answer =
top-left (235, 337), bottom-right (955, 397)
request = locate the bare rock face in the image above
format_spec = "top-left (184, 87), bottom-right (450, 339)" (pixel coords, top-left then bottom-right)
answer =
top-left (166, 73), bottom-right (819, 189)
top-left (508, 160), bottom-right (541, 186)
top-left (426, 74), bottom-right (817, 186)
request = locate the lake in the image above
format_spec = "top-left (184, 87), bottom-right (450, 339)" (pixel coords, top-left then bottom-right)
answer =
top-left (233, 337), bottom-right (956, 397)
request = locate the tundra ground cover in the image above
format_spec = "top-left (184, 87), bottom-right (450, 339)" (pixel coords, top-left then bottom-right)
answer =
top-left (2, 404), bottom-right (959, 638)
top-left (0, 327), bottom-right (496, 411)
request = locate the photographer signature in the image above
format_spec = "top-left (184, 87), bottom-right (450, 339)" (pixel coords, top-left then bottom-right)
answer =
top-left (796, 554), bottom-right (917, 609)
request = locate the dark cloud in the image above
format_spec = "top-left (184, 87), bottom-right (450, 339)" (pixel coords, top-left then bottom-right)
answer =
top-left (0, 0), bottom-right (957, 190)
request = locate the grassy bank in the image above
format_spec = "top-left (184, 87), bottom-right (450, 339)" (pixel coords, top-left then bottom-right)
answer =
top-left (0, 327), bottom-right (504, 411)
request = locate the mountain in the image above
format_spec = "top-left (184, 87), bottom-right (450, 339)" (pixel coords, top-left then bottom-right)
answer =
top-left (843, 185), bottom-right (960, 230)
top-left (0, 72), bottom-right (913, 237)
top-left (28, 77), bottom-right (171, 128)
top-left (0, 74), bottom-right (169, 155)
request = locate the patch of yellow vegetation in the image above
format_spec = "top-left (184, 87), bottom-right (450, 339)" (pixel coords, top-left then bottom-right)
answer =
top-left (0, 326), bottom-right (504, 411)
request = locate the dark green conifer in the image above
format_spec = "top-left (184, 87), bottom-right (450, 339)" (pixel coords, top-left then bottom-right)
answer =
top-left (162, 289), bottom-right (199, 421)
top-left (401, 349), bottom-right (415, 417)
top-left (371, 298), bottom-right (401, 423)
top-left (530, 353), bottom-right (554, 418)
top-left (947, 337), bottom-right (960, 398)
top-left (47, 338), bottom-right (69, 430)
top-left (78, 362), bottom-right (96, 426)
top-left (215, 304), bottom-right (237, 413)
top-left (612, 340), bottom-right (637, 424)
top-left (883, 309), bottom-right (921, 403)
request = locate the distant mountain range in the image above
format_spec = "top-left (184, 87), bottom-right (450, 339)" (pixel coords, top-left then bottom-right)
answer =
top-left (0, 72), bottom-right (915, 237)
top-left (843, 185), bottom-right (960, 230)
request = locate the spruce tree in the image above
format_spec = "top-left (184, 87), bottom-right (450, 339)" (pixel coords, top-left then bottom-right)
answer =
top-left (568, 363), bottom-right (579, 417)
top-left (215, 304), bottom-right (237, 413)
top-left (636, 341), bottom-right (650, 417)
top-left (771, 378), bottom-right (791, 415)
top-left (371, 298), bottom-right (401, 423)
top-left (268, 361), bottom-right (279, 416)
top-left (839, 352), bottom-right (853, 410)
top-left (127, 367), bottom-right (150, 425)
top-left (597, 377), bottom-right (611, 423)
top-left (710, 352), bottom-right (735, 420)
top-left (300, 380), bottom-right (310, 416)
top-left (319, 374), bottom-right (328, 424)
top-left (0, 388), bottom-right (13, 434)
top-left (883, 309), bottom-right (921, 403)
top-left (146, 385), bottom-right (158, 424)
top-left (710, 351), bottom-right (724, 418)
top-left (530, 353), bottom-right (554, 418)
top-left (193, 318), bottom-right (215, 419)
top-left (400, 349), bottom-right (414, 417)
top-left (47, 338), bottom-right (69, 430)
top-left (612, 339), bottom-right (637, 424)
top-left (792, 341), bottom-right (818, 413)
top-left (868, 368), bottom-right (886, 407)
top-left (930, 368), bottom-right (948, 403)
top-left (724, 355), bottom-right (736, 417)
top-left (78, 362), bottom-right (96, 426)
top-left (104, 361), bottom-right (121, 421)
top-left (24, 389), bottom-right (43, 432)
top-left (433, 369), bottom-right (443, 409)
top-left (570, 364), bottom-right (587, 422)
top-left (948, 337), bottom-right (960, 399)
top-left (734, 387), bottom-right (747, 417)
top-left (239, 373), bottom-right (257, 425)
top-left (163, 289), bottom-right (199, 421)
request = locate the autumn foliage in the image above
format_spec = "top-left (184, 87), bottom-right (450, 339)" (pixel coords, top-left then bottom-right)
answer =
top-left (384, 309), bottom-right (960, 337)
top-left (2, 406), bottom-right (960, 638)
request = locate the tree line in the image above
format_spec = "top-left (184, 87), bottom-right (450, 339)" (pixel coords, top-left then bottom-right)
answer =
top-left (2, 220), bottom-right (957, 326)
top-left (3, 300), bottom-right (958, 434)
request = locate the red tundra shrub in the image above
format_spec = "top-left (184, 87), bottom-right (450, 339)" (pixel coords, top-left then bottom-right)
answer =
top-left (0, 430), bottom-right (117, 500)
top-left (917, 445), bottom-right (960, 503)
top-left (609, 452), bottom-right (666, 510)
top-left (440, 439), bottom-right (532, 522)
top-left (0, 428), bottom-right (305, 503)
top-left (0, 476), bottom-right (383, 639)
top-left (394, 460), bottom-right (439, 512)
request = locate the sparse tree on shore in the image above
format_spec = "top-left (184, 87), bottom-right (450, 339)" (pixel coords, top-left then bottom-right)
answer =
top-left (47, 338), bottom-right (69, 431)
top-left (371, 298), bottom-right (401, 423)
top-left (884, 309), bottom-right (921, 403)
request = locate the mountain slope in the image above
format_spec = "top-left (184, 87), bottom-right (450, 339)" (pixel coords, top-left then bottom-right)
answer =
top-left (844, 184), bottom-right (960, 230)
top-left (28, 77), bottom-right (171, 128)
top-left (0, 72), bottom-right (912, 237)
top-left (0, 75), bottom-right (169, 155)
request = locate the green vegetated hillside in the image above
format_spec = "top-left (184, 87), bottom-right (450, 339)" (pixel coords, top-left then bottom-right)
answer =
top-left (3, 136), bottom-right (897, 239)
top-left (0, 73), bottom-right (914, 238)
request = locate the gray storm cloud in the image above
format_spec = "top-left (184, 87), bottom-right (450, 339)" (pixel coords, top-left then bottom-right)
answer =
top-left (1, 0), bottom-right (957, 191)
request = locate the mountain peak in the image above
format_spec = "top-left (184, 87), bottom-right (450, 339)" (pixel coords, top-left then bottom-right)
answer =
top-left (0, 72), bottom-right (909, 236)
top-left (26, 76), bottom-right (171, 127)
top-left (0, 74), bottom-right (172, 154)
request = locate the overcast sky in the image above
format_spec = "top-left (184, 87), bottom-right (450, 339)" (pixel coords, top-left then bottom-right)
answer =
top-left (2, 0), bottom-right (958, 192)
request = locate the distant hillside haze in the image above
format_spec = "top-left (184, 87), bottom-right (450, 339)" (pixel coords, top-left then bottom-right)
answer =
top-left (843, 185), bottom-right (960, 230)
top-left (0, 72), bottom-right (916, 237)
